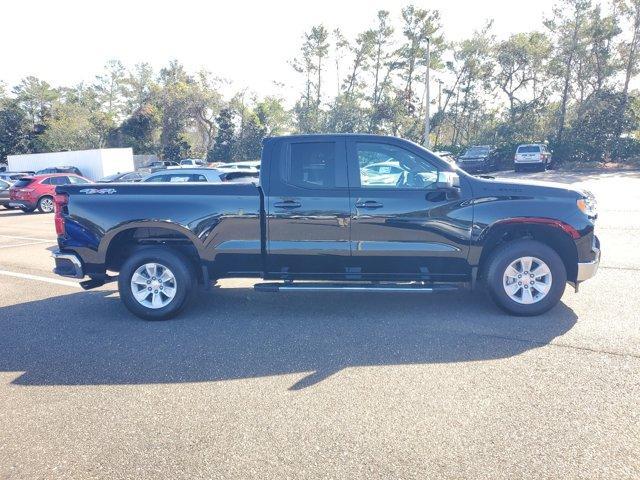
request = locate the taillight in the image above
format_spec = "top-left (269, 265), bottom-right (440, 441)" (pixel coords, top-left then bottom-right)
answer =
top-left (54, 193), bottom-right (68, 236)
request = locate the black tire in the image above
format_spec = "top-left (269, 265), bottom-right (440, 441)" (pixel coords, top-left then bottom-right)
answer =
top-left (514, 165), bottom-right (521, 173)
top-left (485, 239), bottom-right (567, 316)
top-left (118, 247), bottom-right (195, 320)
top-left (37, 195), bottom-right (55, 213)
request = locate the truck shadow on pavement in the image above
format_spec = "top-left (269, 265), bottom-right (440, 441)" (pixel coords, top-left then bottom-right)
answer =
top-left (0, 287), bottom-right (577, 390)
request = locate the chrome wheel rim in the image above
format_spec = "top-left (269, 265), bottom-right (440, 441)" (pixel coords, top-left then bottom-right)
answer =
top-left (40, 198), bottom-right (54, 212)
top-left (130, 263), bottom-right (177, 309)
top-left (503, 256), bottom-right (552, 305)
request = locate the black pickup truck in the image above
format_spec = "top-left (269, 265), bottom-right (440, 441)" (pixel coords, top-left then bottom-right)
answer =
top-left (52, 134), bottom-right (600, 320)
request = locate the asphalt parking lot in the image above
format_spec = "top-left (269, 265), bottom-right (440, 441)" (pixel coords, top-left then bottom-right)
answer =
top-left (1, 170), bottom-right (639, 479)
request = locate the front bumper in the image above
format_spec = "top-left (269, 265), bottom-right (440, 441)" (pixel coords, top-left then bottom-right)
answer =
top-left (458, 161), bottom-right (488, 172)
top-left (52, 250), bottom-right (85, 279)
top-left (576, 236), bottom-right (600, 282)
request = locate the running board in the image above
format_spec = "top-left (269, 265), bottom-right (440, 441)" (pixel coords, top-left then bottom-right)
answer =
top-left (254, 282), bottom-right (460, 293)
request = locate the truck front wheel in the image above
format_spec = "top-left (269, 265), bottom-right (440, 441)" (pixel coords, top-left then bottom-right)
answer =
top-left (118, 247), bottom-right (194, 320)
top-left (485, 239), bottom-right (567, 316)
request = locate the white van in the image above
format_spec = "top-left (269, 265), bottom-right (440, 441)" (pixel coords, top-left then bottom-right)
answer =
top-left (514, 144), bottom-right (552, 172)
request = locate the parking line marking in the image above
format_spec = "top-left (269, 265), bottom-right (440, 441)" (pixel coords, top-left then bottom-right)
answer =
top-left (0, 270), bottom-right (81, 288)
top-left (0, 241), bottom-right (52, 249)
top-left (0, 234), bottom-right (56, 242)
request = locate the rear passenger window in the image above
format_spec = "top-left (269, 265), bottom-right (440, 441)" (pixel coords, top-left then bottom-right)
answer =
top-left (48, 177), bottom-right (69, 185)
top-left (282, 142), bottom-right (336, 189)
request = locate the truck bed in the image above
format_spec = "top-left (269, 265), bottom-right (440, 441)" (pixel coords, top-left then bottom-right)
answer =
top-left (57, 182), bottom-right (263, 276)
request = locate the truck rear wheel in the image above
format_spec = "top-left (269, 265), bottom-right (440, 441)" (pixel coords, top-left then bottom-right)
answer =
top-left (485, 239), bottom-right (566, 316)
top-left (118, 247), bottom-right (194, 320)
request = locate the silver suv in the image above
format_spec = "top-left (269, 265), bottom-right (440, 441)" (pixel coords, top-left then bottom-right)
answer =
top-left (514, 144), bottom-right (552, 172)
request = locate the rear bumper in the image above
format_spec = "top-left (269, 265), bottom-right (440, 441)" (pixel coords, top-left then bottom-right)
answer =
top-left (9, 200), bottom-right (36, 209)
top-left (576, 236), bottom-right (600, 282)
top-left (52, 250), bottom-right (85, 279)
top-left (514, 159), bottom-right (544, 164)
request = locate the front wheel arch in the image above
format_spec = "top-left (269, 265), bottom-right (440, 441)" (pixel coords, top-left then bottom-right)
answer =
top-left (478, 222), bottom-right (579, 283)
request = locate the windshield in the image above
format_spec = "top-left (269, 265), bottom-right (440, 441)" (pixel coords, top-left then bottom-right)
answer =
top-left (462, 147), bottom-right (489, 157)
top-left (517, 145), bottom-right (541, 153)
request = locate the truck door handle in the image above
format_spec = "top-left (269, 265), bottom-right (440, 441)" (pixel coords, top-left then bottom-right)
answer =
top-left (274, 200), bottom-right (301, 209)
top-left (355, 200), bottom-right (383, 209)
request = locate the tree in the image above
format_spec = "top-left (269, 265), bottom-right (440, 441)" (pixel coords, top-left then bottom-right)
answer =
top-left (209, 107), bottom-right (235, 161)
top-left (614, 0), bottom-right (640, 145)
top-left (396, 6), bottom-right (444, 116)
top-left (545, 0), bottom-right (592, 145)
top-left (234, 111), bottom-right (264, 160)
top-left (292, 25), bottom-right (330, 132)
top-left (157, 61), bottom-right (195, 160)
top-left (93, 59), bottom-right (127, 121)
top-left (39, 102), bottom-right (102, 152)
top-left (123, 63), bottom-right (155, 112)
top-left (12, 77), bottom-right (58, 132)
top-left (190, 71), bottom-right (224, 157)
top-left (0, 100), bottom-right (31, 163)
top-left (254, 97), bottom-right (291, 137)
top-left (494, 33), bottom-right (551, 120)
top-left (111, 103), bottom-right (161, 154)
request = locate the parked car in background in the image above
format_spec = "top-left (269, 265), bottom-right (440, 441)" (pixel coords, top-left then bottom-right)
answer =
top-left (220, 160), bottom-right (261, 171)
top-left (0, 172), bottom-right (31, 183)
top-left (142, 168), bottom-right (259, 184)
top-left (514, 144), bottom-right (552, 172)
top-left (9, 173), bottom-right (91, 213)
top-left (140, 161), bottom-right (180, 173)
top-left (142, 168), bottom-right (224, 183)
top-left (0, 179), bottom-right (15, 209)
top-left (36, 166), bottom-right (84, 177)
top-left (179, 159), bottom-right (207, 167)
top-left (218, 170), bottom-right (260, 183)
top-left (456, 145), bottom-right (497, 173)
top-left (98, 171), bottom-right (143, 183)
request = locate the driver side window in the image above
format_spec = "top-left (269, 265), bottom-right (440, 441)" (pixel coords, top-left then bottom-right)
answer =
top-left (357, 142), bottom-right (438, 189)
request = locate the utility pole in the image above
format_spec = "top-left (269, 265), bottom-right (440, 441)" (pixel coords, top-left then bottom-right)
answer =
top-left (423, 38), bottom-right (431, 148)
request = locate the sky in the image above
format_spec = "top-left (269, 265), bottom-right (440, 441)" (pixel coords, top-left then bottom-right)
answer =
top-left (0, 0), bottom-right (557, 101)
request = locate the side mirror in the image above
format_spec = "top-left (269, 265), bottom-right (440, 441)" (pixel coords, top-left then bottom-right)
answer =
top-left (435, 171), bottom-right (459, 190)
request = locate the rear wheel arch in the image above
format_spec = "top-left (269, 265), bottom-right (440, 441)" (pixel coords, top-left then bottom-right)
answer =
top-left (103, 224), bottom-right (204, 280)
top-left (478, 221), bottom-right (579, 283)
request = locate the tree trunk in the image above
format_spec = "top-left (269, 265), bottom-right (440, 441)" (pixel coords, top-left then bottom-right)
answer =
top-left (614, 3), bottom-right (640, 146)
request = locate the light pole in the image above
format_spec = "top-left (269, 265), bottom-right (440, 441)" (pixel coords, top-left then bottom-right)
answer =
top-left (423, 37), bottom-right (431, 148)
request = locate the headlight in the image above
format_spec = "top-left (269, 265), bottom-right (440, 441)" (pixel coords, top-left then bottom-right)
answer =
top-left (577, 194), bottom-right (597, 218)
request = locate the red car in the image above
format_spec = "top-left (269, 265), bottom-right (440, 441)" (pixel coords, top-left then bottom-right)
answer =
top-left (9, 173), bottom-right (92, 213)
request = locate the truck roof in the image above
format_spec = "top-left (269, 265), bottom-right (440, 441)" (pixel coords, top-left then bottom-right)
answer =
top-left (264, 133), bottom-right (407, 142)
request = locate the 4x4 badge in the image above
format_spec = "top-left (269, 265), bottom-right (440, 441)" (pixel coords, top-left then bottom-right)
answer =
top-left (79, 188), bottom-right (117, 195)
